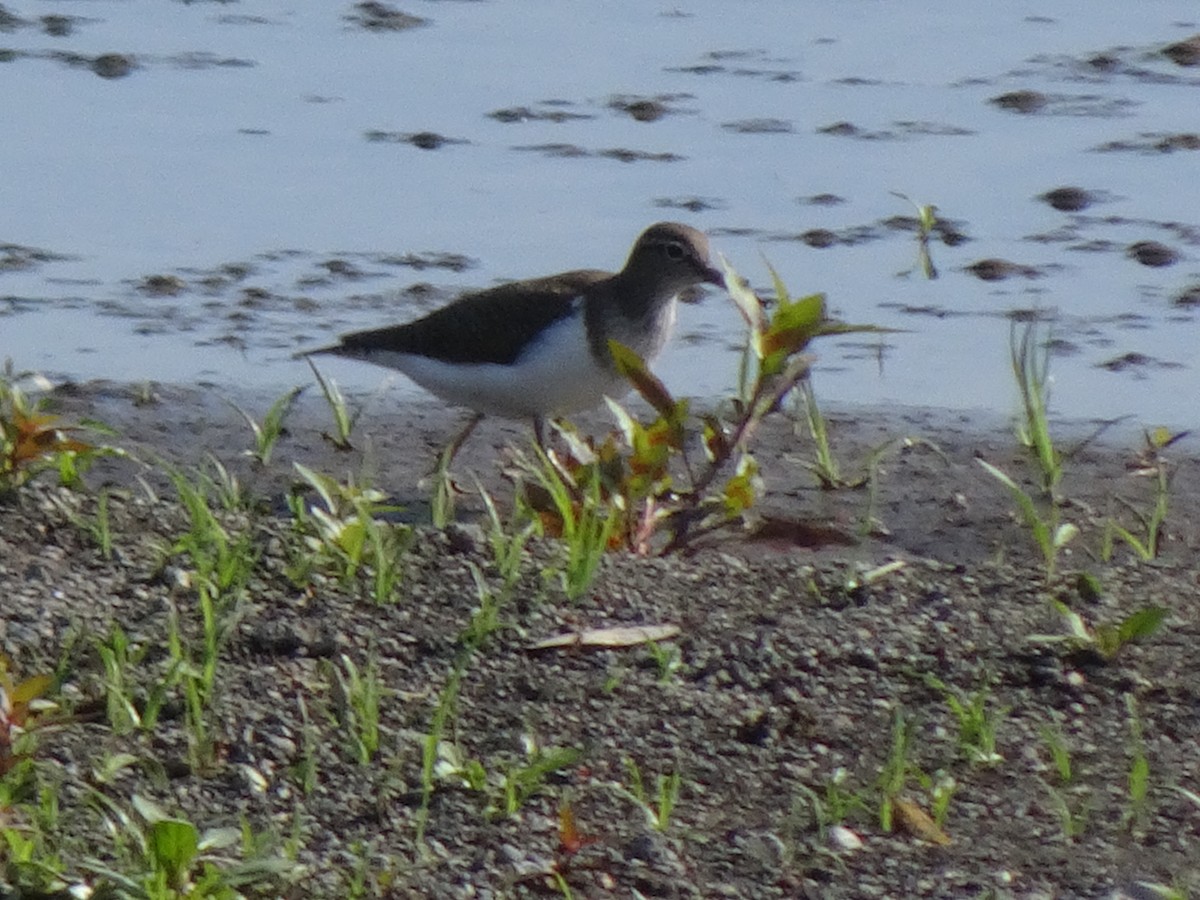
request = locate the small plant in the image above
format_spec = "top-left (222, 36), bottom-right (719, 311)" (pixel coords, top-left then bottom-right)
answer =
top-left (928, 773), bottom-right (957, 829)
top-left (477, 478), bottom-right (536, 592)
top-left (60, 487), bottom-right (116, 560)
top-left (1040, 723), bottom-right (1074, 784)
top-left (792, 767), bottom-right (871, 839)
top-left (1038, 722), bottom-right (1091, 839)
top-left (0, 789), bottom-right (76, 897)
top-left (876, 706), bottom-right (915, 832)
top-left (1029, 601), bottom-right (1167, 663)
top-left (795, 377), bottom-right (845, 490)
top-left (892, 192), bottom-right (940, 279)
top-left (1125, 881), bottom-right (1191, 900)
top-left (291, 463), bottom-right (411, 602)
top-left (152, 464), bottom-right (259, 768)
top-left (428, 731), bottom-right (581, 821)
top-left (644, 639), bottom-right (682, 682)
top-left (870, 705), bottom-right (953, 843)
top-left (0, 655), bottom-right (56, 777)
top-left (166, 464), bottom-right (259, 599)
top-left (496, 736), bottom-right (582, 819)
top-left (976, 458), bottom-right (1078, 579)
top-left (1124, 694), bottom-right (1150, 834)
top-left (84, 793), bottom-right (303, 897)
top-left (523, 441), bottom-right (617, 601)
top-left (326, 653), bottom-right (386, 765)
top-left (924, 674), bottom-right (1008, 766)
top-left (0, 363), bottom-right (109, 494)
top-left (228, 385), bottom-right (302, 466)
top-left (620, 758), bottom-right (684, 832)
top-left (164, 599), bottom-right (218, 770)
top-left (417, 565), bottom-right (507, 843)
top-left (1010, 320), bottom-right (1061, 497)
top-left (1103, 427), bottom-right (1188, 561)
top-left (429, 440), bottom-right (461, 529)
top-left (306, 357), bottom-right (361, 451)
top-left (97, 625), bottom-right (148, 735)
top-left (289, 695), bottom-right (319, 794)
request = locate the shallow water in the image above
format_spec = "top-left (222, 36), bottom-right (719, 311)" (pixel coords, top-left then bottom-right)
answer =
top-left (2, 2), bottom-right (1198, 427)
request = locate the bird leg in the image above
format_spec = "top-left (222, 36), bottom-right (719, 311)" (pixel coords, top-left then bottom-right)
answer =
top-left (442, 411), bottom-right (485, 466)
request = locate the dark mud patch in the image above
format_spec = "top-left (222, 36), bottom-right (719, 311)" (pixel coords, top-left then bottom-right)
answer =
top-left (1038, 186), bottom-right (1108, 212)
top-left (800, 193), bottom-right (846, 207)
top-left (512, 143), bottom-right (685, 163)
top-left (876, 302), bottom-right (971, 320)
top-left (8, 48), bottom-right (255, 77)
top-left (0, 242), bottom-right (75, 272)
top-left (965, 258), bottom-right (1047, 281)
top-left (345, 1), bottom-right (428, 32)
top-left (1162, 33), bottom-right (1200, 67)
top-left (771, 228), bottom-right (870, 249)
top-left (1095, 132), bottom-right (1200, 154)
top-left (668, 48), bottom-right (802, 82)
top-left (1096, 351), bottom-right (1184, 374)
top-left (722, 118), bottom-right (794, 134)
top-left (1172, 284), bottom-right (1200, 309)
top-left (817, 120), bottom-right (974, 141)
top-left (1127, 240), bottom-right (1180, 268)
top-left (489, 103), bottom-right (594, 124)
top-left (608, 94), bottom-right (693, 122)
top-left (654, 196), bottom-right (727, 213)
top-left (364, 130), bottom-right (468, 150)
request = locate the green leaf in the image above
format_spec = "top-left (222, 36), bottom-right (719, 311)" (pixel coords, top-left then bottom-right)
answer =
top-left (976, 459), bottom-right (1051, 552)
top-left (720, 254), bottom-right (764, 331)
top-left (147, 818), bottom-right (200, 888)
top-left (764, 259), bottom-right (791, 307)
top-left (1118, 606), bottom-right (1167, 644)
top-left (1049, 599), bottom-right (1092, 641)
top-left (761, 293), bottom-right (826, 375)
top-left (722, 455), bottom-right (760, 515)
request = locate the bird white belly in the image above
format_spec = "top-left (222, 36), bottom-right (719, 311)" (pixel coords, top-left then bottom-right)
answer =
top-left (374, 313), bottom-right (630, 420)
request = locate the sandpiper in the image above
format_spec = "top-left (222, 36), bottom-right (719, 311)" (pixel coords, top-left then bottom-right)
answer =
top-left (304, 222), bottom-right (723, 455)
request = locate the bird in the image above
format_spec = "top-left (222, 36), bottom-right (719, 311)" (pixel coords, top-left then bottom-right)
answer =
top-left (303, 221), bottom-right (724, 459)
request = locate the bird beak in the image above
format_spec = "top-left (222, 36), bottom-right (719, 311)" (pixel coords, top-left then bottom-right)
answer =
top-left (701, 262), bottom-right (725, 288)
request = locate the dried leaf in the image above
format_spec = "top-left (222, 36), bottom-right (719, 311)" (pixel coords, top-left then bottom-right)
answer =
top-left (10, 673), bottom-right (53, 708)
top-left (529, 624), bottom-right (681, 651)
top-left (558, 802), bottom-right (599, 855)
top-left (701, 415), bottom-right (730, 463)
top-left (893, 797), bottom-right (952, 845)
top-left (608, 340), bottom-right (677, 418)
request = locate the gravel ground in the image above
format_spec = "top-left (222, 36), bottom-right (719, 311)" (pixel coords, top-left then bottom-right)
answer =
top-left (1, 381), bottom-right (1198, 899)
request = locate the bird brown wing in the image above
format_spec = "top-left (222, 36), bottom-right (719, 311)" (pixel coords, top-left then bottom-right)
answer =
top-left (328, 270), bottom-right (610, 365)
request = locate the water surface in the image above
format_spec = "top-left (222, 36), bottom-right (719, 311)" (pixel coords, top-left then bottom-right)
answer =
top-left (2, 2), bottom-right (1198, 426)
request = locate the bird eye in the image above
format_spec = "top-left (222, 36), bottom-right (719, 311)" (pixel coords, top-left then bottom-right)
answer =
top-left (665, 241), bottom-right (686, 260)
